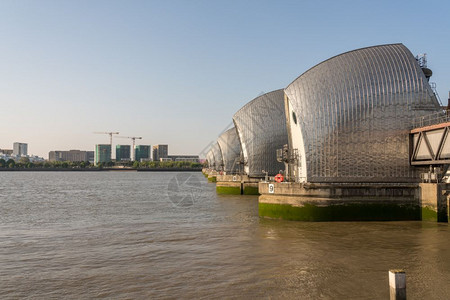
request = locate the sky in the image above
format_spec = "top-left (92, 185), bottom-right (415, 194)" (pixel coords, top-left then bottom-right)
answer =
top-left (0, 0), bottom-right (449, 158)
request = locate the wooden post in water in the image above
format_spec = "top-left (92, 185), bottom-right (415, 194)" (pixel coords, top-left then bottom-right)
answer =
top-left (389, 270), bottom-right (406, 300)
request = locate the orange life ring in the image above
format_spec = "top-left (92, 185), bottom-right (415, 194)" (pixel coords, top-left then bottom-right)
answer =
top-left (275, 173), bottom-right (284, 182)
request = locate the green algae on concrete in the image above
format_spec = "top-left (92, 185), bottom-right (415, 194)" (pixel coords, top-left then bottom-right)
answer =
top-left (259, 202), bottom-right (421, 222)
top-left (421, 206), bottom-right (437, 222)
top-left (216, 186), bottom-right (241, 195)
top-left (421, 206), bottom-right (448, 222)
top-left (208, 176), bottom-right (217, 183)
top-left (243, 185), bottom-right (260, 195)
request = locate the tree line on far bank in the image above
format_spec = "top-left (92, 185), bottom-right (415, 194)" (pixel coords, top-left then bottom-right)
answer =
top-left (0, 157), bottom-right (204, 169)
top-left (99, 160), bottom-right (204, 169)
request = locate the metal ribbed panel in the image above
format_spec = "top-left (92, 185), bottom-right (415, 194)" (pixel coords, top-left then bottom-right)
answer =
top-left (233, 89), bottom-right (288, 177)
top-left (284, 43), bottom-right (441, 183)
top-left (206, 150), bottom-right (214, 168)
top-left (211, 142), bottom-right (223, 171)
top-left (217, 127), bottom-right (242, 173)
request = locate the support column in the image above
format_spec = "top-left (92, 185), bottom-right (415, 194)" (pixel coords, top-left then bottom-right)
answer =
top-left (419, 183), bottom-right (449, 222)
top-left (389, 270), bottom-right (406, 300)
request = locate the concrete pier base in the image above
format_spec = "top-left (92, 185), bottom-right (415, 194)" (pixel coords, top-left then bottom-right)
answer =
top-left (243, 182), bottom-right (259, 195)
top-left (202, 169), bottom-right (218, 182)
top-left (215, 175), bottom-right (261, 195)
top-left (216, 181), bottom-right (242, 194)
top-left (419, 183), bottom-right (450, 222)
top-left (259, 182), bottom-right (421, 221)
top-left (216, 175), bottom-right (244, 195)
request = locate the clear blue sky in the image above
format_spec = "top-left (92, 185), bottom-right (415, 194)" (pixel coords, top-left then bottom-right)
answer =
top-left (1, 0), bottom-right (449, 158)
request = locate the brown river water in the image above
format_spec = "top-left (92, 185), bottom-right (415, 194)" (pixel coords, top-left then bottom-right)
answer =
top-left (0, 171), bottom-right (449, 299)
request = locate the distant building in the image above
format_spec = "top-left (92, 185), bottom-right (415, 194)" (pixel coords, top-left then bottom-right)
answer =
top-left (13, 143), bottom-right (28, 156)
top-left (28, 156), bottom-right (45, 163)
top-left (152, 144), bottom-right (168, 161)
top-left (0, 149), bottom-right (13, 155)
top-left (49, 151), bottom-right (64, 162)
top-left (48, 150), bottom-right (94, 162)
top-left (116, 145), bottom-right (131, 161)
top-left (95, 144), bottom-right (111, 165)
top-left (167, 155), bottom-right (199, 162)
top-left (1, 153), bottom-right (44, 163)
top-left (135, 145), bottom-right (151, 162)
top-left (87, 151), bottom-right (94, 163)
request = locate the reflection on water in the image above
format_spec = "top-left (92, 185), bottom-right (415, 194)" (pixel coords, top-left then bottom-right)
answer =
top-left (0, 172), bottom-right (449, 299)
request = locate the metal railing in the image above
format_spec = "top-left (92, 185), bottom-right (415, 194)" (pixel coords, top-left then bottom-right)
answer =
top-left (430, 82), bottom-right (443, 106)
top-left (412, 111), bottom-right (449, 128)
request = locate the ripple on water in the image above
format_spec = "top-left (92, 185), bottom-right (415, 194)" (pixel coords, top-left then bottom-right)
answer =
top-left (0, 172), bottom-right (450, 299)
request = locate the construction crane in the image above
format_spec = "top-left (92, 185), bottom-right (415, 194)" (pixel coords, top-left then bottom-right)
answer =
top-left (93, 132), bottom-right (120, 145)
top-left (116, 136), bottom-right (142, 161)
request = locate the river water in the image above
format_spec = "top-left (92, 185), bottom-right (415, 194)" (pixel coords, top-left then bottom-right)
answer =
top-left (0, 171), bottom-right (449, 299)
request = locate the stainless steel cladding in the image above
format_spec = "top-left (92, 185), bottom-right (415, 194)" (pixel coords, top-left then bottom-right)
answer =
top-left (233, 89), bottom-right (288, 177)
top-left (206, 150), bottom-right (214, 168)
top-left (211, 142), bottom-right (223, 171)
top-left (217, 127), bottom-right (242, 173)
top-left (284, 43), bottom-right (441, 183)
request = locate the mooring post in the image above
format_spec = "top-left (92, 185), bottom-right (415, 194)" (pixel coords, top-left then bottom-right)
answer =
top-left (389, 270), bottom-right (406, 300)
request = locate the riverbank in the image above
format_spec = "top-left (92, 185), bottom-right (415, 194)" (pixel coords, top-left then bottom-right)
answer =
top-left (0, 167), bottom-right (202, 172)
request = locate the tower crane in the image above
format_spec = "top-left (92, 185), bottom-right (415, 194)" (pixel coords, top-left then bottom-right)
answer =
top-left (93, 132), bottom-right (120, 145)
top-left (116, 136), bottom-right (142, 161)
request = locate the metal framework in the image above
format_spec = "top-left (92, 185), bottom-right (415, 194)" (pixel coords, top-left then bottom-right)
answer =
top-left (277, 144), bottom-right (299, 182)
top-left (410, 122), bottom-right (450, 165)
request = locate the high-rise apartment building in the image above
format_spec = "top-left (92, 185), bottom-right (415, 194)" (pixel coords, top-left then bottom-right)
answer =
top-left (13, 142), bottom-right (28, 156)
top-left (152, 144), bottom-right (168, 161)
top-left (94, 144), bottom-right (111, 165)
top-left (116, 145), bottom-right (131, 161)
top-left (135, 145), bottom-right (151, 162)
